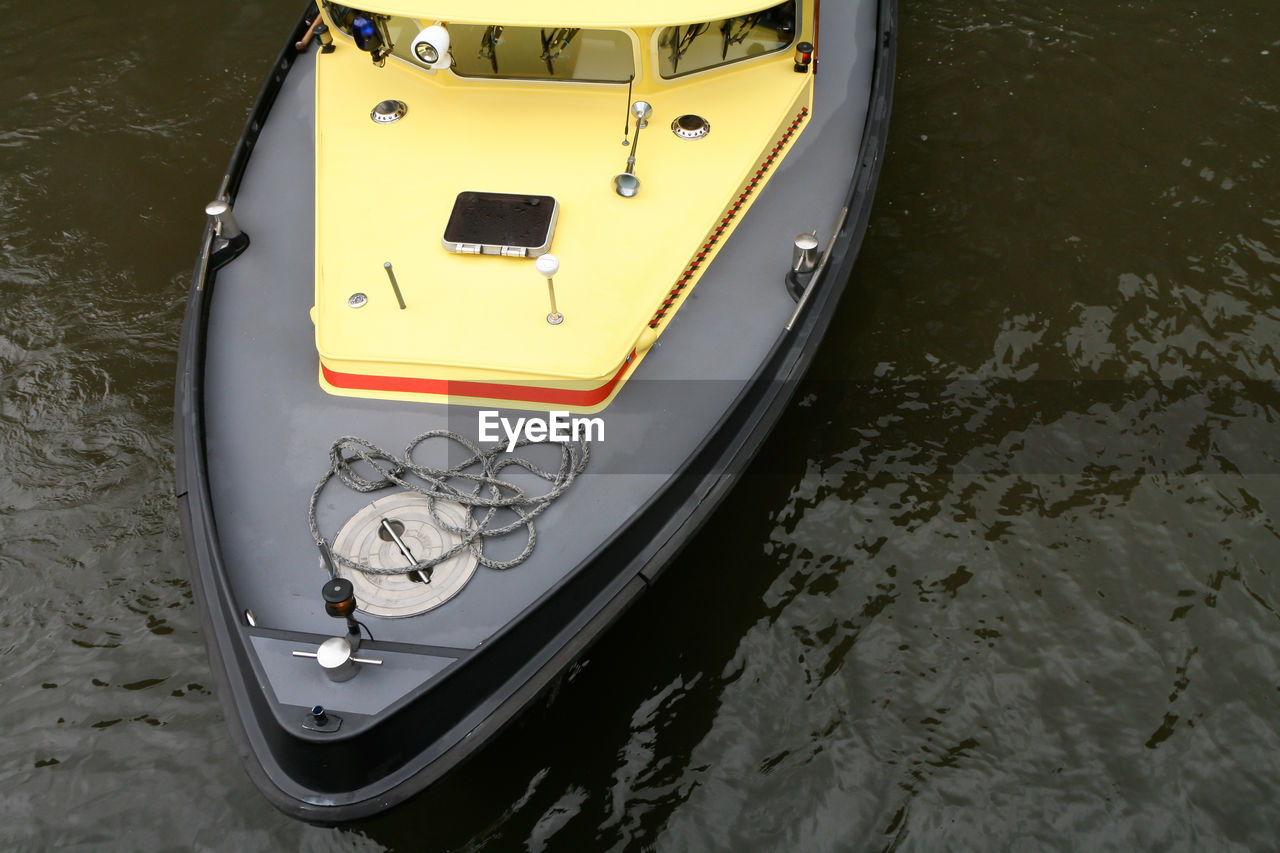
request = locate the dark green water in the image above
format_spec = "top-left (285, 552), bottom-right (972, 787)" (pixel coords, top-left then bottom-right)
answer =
top-left (2, 1), bottom-right (1278, 849)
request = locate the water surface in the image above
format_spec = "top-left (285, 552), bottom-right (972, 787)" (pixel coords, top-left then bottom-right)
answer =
top-left (1, 0), bottom-right (1278, 850)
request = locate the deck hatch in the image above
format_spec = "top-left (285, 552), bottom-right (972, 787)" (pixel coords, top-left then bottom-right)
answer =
top-left (331, 492), bottom-right (480, 617)
top-left (442, 191), bottom-right (559, 257)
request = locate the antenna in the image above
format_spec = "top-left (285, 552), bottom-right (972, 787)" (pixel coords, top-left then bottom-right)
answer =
top-left (622, 74), bottom-right (635, 145)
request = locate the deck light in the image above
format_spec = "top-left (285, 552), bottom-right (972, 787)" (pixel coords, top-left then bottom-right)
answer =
top-left (352, 16), bottom-right (382, 53)
top-left (315, 24), bottom-right (334, 53)
top-left (321, 577), bottom-right (365, 652)
top-left (411, 25), bottom-right (451, 70)
top-left (322, 577), bottom-right (357, 620)
top-left (794, 41), bottom-right (814, 72)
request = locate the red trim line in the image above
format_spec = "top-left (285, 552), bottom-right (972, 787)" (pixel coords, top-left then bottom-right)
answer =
top-left (321, 350), bottom-right (637, 408)
top-left (648, 106), bottom-right (809, 329)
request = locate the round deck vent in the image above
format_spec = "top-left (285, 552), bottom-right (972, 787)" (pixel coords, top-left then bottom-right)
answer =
top-left (671, 114), bottom-right (710, 140)
top-left (371, 99), bottom-right (408, 124)
top-left (331, 492), bottom-right (478, 617)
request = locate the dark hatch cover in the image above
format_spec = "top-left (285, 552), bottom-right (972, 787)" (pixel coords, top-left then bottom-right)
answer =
top-left (442, 191), bottom-right (558, 255)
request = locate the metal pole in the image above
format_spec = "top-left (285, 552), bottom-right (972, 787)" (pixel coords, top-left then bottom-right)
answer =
top-left (383, 262), bottom-right (407, 309)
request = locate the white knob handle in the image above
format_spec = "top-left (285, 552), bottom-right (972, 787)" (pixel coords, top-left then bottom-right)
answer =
top-left (536, 254), bottom-right (559, 278)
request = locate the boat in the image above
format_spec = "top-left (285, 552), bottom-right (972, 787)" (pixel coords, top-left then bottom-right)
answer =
top-left (175, 0), bottom-right (895, 823)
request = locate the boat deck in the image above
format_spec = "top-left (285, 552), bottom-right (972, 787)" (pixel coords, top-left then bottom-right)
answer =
top-left (198, 0), bottom-right (877, 735)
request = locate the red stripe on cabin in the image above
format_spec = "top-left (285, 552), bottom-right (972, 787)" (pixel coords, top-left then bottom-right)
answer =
top-left (322, 351), bottom-right (636, 408)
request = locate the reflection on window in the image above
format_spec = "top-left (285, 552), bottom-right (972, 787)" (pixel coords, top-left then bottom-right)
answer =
top-left (322, 4), bottom-right (399, 61)
top-left (449, 25), bottom-right (634, 82)
top-left (322, 3), bottom-right (362, 36)
top-left (656, 1), bottom-right (797, 78)
top-left (321, 8), bottom-right (636, 84)
top-left (385, 16), bottom-right (427, 62)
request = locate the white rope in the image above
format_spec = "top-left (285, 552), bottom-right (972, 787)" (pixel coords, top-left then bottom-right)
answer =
top-left (308, 430), bottom-right (589, 577)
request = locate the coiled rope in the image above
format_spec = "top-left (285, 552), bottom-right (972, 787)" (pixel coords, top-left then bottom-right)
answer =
top-left (308, 430), bottom-right (589, 577)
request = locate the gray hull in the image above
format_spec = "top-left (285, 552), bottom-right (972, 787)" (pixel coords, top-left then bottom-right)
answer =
top-left (175, 0), bottom-right (895, 823)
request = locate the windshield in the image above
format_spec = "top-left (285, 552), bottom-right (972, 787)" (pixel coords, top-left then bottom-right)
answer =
top-left (656, 0), bottom-right (797, 78)
top-left (322, 5), bottom-right (642, 84)
top-left (446, 25), bottom-right (634, 83)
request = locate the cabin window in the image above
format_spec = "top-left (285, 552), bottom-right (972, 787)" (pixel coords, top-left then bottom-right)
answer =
top-left (322, 4), bottom-right (362, 36)
top-left (385, 17), bottom-right (431, 62)
top-left (322, 3), bottom-right (376, 37)
top-left (447, 25), bottom-right (635, 83)
top-left (320, 6), bottom-right (430, 60)
top-left (320, 6), bottom-right (636, 83)
top-left (655, 1), bottom-right (797, 78)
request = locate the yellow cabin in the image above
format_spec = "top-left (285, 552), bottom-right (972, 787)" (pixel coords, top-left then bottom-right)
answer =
top-left (311, 0), bottom-right (816, 410)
